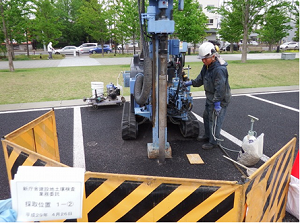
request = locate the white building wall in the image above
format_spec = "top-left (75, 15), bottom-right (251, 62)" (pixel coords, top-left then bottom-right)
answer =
top-left (198, 0), bottom-right (221, 41)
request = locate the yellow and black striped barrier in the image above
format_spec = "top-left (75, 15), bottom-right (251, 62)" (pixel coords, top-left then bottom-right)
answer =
top-left (1, 110), bottom-right (297, 222)
top-left (80, 172), bottom-right (244, 222)
top-left (3, 109), bottom-right (60, 162)
top-left (1, 140), bottom-right (67, 182)
top-left (244, 137), bottom-right (296, 222)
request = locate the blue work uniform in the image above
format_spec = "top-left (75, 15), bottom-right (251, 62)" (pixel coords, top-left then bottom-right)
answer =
top-left (191, 59), bottom-right (231, 145)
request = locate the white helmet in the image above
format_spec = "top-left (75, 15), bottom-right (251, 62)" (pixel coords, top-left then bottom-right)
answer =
top-left (198, 42), bottom-right (216, 59)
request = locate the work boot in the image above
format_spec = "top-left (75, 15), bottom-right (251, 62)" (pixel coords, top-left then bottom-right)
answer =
top-left (202, 143), bottom-right (219, 150)
top-left (197, 135), bottom-right (209, 142)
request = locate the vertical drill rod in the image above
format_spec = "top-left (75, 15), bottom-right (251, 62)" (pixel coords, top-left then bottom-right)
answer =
top-left (158, 35), bottom-right (168, 164)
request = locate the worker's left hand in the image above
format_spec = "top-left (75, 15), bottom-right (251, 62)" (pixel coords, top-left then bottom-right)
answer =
top-left (0, 199), bottom-right (17, 222)
top-left (214, 101), bottom-right (222, 116)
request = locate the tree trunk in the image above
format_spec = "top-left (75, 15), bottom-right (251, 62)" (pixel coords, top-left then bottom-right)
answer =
top-left (101, 40), bottom-right (104, 57)
top-left (241, 0), bottom-right (249, 63)
top-left (230, 43), bottom-right (234, 53)
top-left (0, 0), bottom-right (14, 71)
top-left (26, 30), bottom-right (29, 57)
top-left (241, 28), bottom-right (248, 63)
top-left (9, 37), bottom-right (15, 60)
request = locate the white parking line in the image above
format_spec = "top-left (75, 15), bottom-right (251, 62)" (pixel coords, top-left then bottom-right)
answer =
top-left (192, 112), bottom-right (243, 147)
top-left (247, 94), bottom-right (299, 112)
top-left (73, 106), bottom-right (86, 169)
top-left (192, 112), bottom-right (270, 162)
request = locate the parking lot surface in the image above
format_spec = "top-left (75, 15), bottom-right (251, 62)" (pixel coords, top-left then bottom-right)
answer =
top-left (0, 88), bottom-right (298, 200)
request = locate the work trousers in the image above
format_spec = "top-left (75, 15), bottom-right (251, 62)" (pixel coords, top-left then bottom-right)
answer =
top-left (48, 52), bottom-right (53, 59)
top-left (203, 101), bottom-right (227, 145)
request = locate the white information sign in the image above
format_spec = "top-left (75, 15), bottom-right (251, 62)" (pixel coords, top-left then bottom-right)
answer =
top-left (10, 166), bottom-right (85, 221)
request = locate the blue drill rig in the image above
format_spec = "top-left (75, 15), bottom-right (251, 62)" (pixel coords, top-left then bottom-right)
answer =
top-left (121, 0), bottom-right (199, 162)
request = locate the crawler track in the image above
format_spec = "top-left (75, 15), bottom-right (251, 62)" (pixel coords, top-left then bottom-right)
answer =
top-left (179, 112), bottom-right (200, 138)
top-left (121, 102), bottom-right (138, 140)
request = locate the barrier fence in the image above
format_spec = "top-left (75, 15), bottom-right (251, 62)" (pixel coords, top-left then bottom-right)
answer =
top-left (244, 138), bottom-right (296, 221)
top-left (1, 110), bottom-right (297, 222)
top-left (80, 172), bottom-right (244, 222)
top-left (3, 109), bottom-right (60, 162)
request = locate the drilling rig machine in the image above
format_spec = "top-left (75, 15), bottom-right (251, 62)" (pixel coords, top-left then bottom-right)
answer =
top-left (121, 0), bottom-right (200, 163)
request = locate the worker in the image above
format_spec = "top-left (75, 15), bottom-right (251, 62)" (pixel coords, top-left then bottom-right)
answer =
top-left (184, 42), bottom-right (231, 150)
top-left (47, 42), bottom-right (54, 59)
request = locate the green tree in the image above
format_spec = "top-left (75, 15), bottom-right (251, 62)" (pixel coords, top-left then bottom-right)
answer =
top-left (173, 0), bottom-right (207, 53)
top-left (119, 0), bottom-right (140, 54)
top-left (112, 0), bottom-right (137, 54)
top-left (54, 0), bottom-right (85, 46)
top-left (78, 0), bottom-right (108, 57)
top-left (239, 0), bottom-right (293, 62)
top-left (217, 0), bottom-right (290, 62)
top-left (257, 4), bottom-right (292, 50)
top-left (13, 1), bottom-right (35, 57)
top-left (106, 0), bottom-right (122, 54)
top-left (3, 0), bottom-right (28, 52)
top-left (214, 2), bottom-right (243, 52)
top-left (31, 0), bottom-right (62, 48)
top-left (112, 2), bottom-right (127, 54)
top-left (291, 0), bottom-right (299, 42)
top-left (0, 0), bottom-right (30, 70)
top-left (109, 0), bottom-right (138, 54)
top-left (0, 0), bottom-right (14, 71)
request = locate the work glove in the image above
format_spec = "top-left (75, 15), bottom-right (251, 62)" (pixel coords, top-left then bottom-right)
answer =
top-left (214, 101), bottom-right (222, 116)
top-left (183, 81), bottom-right (192, 87)
top-left (0, 199), bottom-right (17, 222)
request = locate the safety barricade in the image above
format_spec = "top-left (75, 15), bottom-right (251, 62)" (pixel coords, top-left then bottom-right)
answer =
top-left (1, 110), bottom-right (297, 222)
top-left (79, 172), bottom-right (244, 222)
top-left (1, 140), bottom-right (67, 182)
top-left (244, 137), bottom-right (296, 222)
top-left (3, 109), bottom-right (60, 162)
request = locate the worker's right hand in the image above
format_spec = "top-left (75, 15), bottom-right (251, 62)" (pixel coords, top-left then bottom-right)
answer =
top-left (183, 81), bottom-right (192, 87)
top-left (0, 199), bottom-right (17, 222)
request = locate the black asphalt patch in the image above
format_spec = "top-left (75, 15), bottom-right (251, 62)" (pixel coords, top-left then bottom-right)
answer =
top-left (253, 91), bottom-right (299, 109)
top-left (81, 105), bottom-right (242, 182)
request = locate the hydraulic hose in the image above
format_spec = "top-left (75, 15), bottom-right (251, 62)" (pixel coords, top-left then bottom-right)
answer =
top-left (134, 57), bottom-right (152, 105)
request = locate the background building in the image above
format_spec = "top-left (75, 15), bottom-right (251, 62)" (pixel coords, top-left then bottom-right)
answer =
top-left (198, 0), bottom-right (221, 42)
top-left (198, 0), bottom-right (297, 45)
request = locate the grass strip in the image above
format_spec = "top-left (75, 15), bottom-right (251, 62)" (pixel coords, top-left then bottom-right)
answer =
top-left (0, 59), bottom-right (298, 105)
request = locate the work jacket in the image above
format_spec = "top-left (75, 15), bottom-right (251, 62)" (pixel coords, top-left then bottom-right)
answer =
top-left (191, 59), bottom-right (231, 107)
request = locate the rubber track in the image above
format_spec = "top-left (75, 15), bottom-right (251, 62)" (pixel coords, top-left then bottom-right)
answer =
top-left (121, 102), bottom-right (138, 140)
top-left (179, 112), bottom-right (199, 138)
